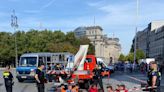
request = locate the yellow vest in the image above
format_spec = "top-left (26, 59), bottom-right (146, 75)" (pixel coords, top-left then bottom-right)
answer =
top-left (3, 71), bottom-right (10, 78)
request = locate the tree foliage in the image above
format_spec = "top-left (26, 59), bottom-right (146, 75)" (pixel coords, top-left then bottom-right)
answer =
top-left (118, 53), bottom-right (126, 61)
top-left (118, 49), bottom-right (145, 63)
top-left (0, 30), bottom-right (95, 66)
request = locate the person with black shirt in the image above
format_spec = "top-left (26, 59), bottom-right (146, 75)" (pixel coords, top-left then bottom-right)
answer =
top-left (3, 65), bottom-right (14, 92)
top-left (93, 64), bottom-right (104, 91)
top-left (35, 64), bottom-right (45, 92)
top-left (147, 61), bottom-right (161, 92)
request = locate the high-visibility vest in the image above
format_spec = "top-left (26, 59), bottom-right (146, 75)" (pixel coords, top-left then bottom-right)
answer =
top-left (3, 72), bottom-right (10, 78)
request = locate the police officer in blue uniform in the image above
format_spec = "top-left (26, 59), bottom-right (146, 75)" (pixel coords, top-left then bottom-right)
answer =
top-left (3, 65), bottom-right (14, 92)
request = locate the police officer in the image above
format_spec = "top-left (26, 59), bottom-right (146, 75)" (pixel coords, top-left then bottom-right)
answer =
top-left (93, 64), bottom-right (104, 91)
top-left (35, 64), bottom-right (45, 92)
top-left (147, 61), bottom-right (161, 92)
top-left (3, 65), bottom-right (13, 92)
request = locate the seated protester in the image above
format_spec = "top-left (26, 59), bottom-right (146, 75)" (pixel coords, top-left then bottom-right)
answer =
top-left (55, 64), bottom-right (62, 70)
top-left (51, 63), bottom-right (55, 70)
top-left (66, 85), bottom-right (72, 92)
top-left (107, 85), bottom-right (114, 92)
top-left (89, 84), bottom-right (98, 92)
top-left (60, 84), bottom-right (66, 92)
top-left (115, 85), bottom-right (120, 92)
top-left (119, 84), bottom-right (128, 92)
top-left (75, 84), bottom-right (79, 92)
top-left (71, 84), bottom-right (79, 92)
top-left (71, 85), bottom-right (76, 92)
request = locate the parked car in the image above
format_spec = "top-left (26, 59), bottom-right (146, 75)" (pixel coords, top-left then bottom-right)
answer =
top-left (107, 64), bottom-right (115, 73)
top-left (96, 58), bottom-right (115, 75)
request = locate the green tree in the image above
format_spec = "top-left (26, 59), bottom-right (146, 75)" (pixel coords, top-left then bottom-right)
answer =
top-left (136, 49), bottom-right (146, 60)
top-left (0, 30), bottom-right (95, 66)
top-left (126, 53), bottom-right (134, 62)
top-left (126, 49), bottom-right (145, 63)
top-left (118, 53), bottom-right (126, 61)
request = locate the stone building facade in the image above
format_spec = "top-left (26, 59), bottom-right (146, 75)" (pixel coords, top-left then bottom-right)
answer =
top-left (134, 21), bottom-right (164, 64)
top-left (74, 26), bottom-right (121, 63)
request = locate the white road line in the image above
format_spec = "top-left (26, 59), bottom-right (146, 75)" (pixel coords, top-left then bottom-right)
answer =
top-left (126, 75), bottom-right (147, 84)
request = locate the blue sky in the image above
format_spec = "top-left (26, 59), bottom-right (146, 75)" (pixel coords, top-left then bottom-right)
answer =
top-left (0, 0), bottom-right (164, 54)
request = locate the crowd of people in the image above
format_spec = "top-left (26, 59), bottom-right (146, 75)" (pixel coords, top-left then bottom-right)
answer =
top-left (88, 84), bottom-right (128, 92)
top-left (55, 83), bottom-right (79, 92)
top-left (54, 83), bottom-right (129, 92)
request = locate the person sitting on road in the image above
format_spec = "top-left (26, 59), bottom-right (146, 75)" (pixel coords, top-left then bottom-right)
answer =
top-left (66, 85), bottom-right (72, 92)
top-left (115, 85), bottom-right (121, 92)
top-left (119, 84), bottom-right (128, 92)
top-left (60, 84), bottom-right (66, 92)
top-left (89, 83), bottom-right (98, 92)
top-left (71, 84), bottom-right (79, 92)
top-left (107, 85), bottom-right (114, 92)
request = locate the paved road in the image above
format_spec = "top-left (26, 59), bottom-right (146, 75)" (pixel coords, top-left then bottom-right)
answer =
top-left (0, 69), bottom-right (164, 92)
top-left (0, 69), bottom-right (53, 92)
top-left (104, 71), bottom-right (164, 92)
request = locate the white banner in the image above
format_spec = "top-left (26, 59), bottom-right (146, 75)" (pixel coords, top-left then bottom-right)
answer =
top-left (73, 45), bottom-right (89, 71)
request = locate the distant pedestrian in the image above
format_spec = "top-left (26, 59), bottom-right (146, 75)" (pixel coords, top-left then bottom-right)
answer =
top-left (35, 64), bottom-right (45, 92)
top-left (3, 65), bottom-right (14, 92)
top-left (130, 63), bottom-right (133, 73)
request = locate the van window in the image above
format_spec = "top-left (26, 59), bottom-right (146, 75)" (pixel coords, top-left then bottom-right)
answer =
top-left (38, 57), bottom-right (44, 66)
top-left (47, 57), bottom-right (51, 62)
top-left (85, 58), bottom-right (92, 63)
top-left (20, 57), bottom-right (37, 66)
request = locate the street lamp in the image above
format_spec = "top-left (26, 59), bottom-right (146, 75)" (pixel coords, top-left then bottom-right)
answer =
top-left (134, 0), bottom-right (139, 64)
top-left (11, 10), bottom-right (19, 67)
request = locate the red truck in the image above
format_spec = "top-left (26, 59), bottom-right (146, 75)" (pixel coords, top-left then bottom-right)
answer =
top-left (71, 55), bottom-right (97, 89)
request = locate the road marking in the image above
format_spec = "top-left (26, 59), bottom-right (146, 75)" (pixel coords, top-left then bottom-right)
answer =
top-left (126, 75), bottom-right (147, 84)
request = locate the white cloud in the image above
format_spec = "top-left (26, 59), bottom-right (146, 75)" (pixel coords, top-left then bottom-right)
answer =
top-left (24, 0), bottom-right (56, 14)
top-left (41, 0), bottom-right (56, 9)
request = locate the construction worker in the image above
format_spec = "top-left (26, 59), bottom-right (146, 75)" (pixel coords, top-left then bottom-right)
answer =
top-left (3, 65), bottom-right (14, 92)
top-left (147, 61), bottom-right (161, 92)
top-left (93, 64), bottom-right (104, 91)
top-left (35, 64), bottom-right (45, 92)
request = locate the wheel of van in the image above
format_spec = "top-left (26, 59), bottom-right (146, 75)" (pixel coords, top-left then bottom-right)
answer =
top-left (18, 78), bottom-right (24, 82)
